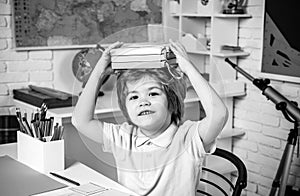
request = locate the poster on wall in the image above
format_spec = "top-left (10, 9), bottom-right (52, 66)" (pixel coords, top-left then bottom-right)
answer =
top-left (262, 0), bottom-right (300, 81)
top-left (13, 0), bottom-right (162, 50)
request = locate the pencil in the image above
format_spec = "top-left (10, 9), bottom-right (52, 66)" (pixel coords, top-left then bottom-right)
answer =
top-left (50, 172), bottom-right (80, 186)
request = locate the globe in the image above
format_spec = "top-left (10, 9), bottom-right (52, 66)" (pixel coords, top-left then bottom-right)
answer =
top-left (72, 45), bottom-right (109, 96)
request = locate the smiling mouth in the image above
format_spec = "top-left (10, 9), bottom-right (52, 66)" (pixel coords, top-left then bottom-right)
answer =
top-left (138, 110), bottom-right (155, 116)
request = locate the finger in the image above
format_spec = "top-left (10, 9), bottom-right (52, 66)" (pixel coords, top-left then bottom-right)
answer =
top-left (171, 40), bottom-right (186, 53)
top-left (104, 41), bottom-right (123, 55)
top-left (169, 44), bottom-right (179, 56)
top-left (103, 66), bottom-right (113, 75)
top-left (108, 41), bottom-right (123, 50)
top-left (176, 41), bottom-right (187, 52)
top-left (170, 41), bottom-right (182, 52)
top-left (170, 43), bottom-right (183, 56)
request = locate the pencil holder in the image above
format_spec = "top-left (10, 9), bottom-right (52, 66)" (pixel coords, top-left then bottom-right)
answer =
top-left (17, 131), bottom-right (65, 174)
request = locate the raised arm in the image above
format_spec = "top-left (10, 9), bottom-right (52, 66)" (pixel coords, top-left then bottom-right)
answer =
top-left (170, 40), bottom-right (228, 149)
top-left (72, 42), bottom-right (123, 143)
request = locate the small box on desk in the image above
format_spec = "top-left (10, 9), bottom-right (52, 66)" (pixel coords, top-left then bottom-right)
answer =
top-left (17, 131), bottom-right (65, 174)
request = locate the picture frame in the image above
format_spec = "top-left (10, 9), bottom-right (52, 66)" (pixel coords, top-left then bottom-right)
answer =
top-left (260, 0), bottom-right (300, 83)
top-left (12, 0), bottom-right (163, 51)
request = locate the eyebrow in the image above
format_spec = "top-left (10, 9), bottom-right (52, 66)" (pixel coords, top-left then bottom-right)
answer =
top-left (127, 86), bottom-right (163, 95)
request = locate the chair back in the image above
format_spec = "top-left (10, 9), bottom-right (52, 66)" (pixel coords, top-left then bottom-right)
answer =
top-left (197, 148), bottom-right (247, 196)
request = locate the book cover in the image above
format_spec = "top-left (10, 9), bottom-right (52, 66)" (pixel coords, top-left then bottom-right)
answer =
top-left (110, 45), bottom-right (166, 56)
top-left (0, 155), bottom-right (67, 196)
top-left (112, 58), bottom-right (177, 69)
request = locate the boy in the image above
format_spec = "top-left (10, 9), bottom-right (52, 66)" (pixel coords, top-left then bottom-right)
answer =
top-left (72, 40), bottom-right (228, 195)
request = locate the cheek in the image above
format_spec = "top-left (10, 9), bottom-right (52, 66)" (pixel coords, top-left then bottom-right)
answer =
top-left (154, 98), bottom-right (169, 112)
top-left (125, 101), bottom-right (135, 116)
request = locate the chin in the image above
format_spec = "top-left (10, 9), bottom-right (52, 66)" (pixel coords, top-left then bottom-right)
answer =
top-left (135, 120), bottom-right (159, 130)
top-left (137, 121), bottom-right (157, 129)
top-left (132, 115), bottom-right (170, 132)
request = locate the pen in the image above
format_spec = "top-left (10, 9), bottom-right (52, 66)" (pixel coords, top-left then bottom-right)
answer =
top-left (50, 172), bottom-right (80, 186)
top-left (22, 117), bottom-right (34, 137)
top-left (16, 108), bottom-right (26, 133)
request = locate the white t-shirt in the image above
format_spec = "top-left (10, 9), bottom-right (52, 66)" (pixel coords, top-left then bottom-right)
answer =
top-left (102, 120), bottom-right (215, 196)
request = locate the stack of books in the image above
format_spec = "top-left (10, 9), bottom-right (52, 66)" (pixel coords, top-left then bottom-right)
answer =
top-left (110, 44), bottom-right (177, 69)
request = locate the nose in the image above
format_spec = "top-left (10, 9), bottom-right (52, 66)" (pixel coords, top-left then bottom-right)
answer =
top-left (139, 98), bottom-right (151, 107)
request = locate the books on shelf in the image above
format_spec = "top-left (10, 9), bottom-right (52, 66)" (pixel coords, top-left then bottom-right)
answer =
top-left (221, 45), bottom-right (243, 51)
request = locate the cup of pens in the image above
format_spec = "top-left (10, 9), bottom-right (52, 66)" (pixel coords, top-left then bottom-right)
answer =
top-left (16, 104), bottom-right (65, 174)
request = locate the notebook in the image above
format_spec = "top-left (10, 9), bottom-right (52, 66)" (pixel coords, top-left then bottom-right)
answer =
top-left (69, 182), bottom-right (134, 196)
top-left (0, 155), bottom-right (67, 196)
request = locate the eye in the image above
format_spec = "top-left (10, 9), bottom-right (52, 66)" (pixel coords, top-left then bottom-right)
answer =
top-left (129, 95), bottom-right (138, 100)
top-left (149, 92), bottom-right (160, 96)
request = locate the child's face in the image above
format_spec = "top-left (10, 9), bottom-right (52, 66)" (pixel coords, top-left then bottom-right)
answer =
top-left (125, 76), bottom-right (171, 137)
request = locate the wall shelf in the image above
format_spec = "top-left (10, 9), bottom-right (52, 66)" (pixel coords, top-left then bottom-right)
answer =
top-left (185, 80), bottom-right (246, 103)
top-left (187, 49), bottom-right (210, 55)
top-left (212, 51), bottom-right (250, 57)
top-left (214, 14), bottom-right (252, 18)
top-left (181, 13), bottom-right (211, 18)
top-left (164, 0), bottom-right (250, 182)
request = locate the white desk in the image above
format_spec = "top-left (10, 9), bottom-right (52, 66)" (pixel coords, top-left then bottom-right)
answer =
top-left (0, 143), bottom-right (137, 196)
top-left (34, 162), bottom-right (137, 196)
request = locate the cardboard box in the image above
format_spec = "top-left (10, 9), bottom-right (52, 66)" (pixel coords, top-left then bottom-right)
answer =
top-left (17, 131), bottom-right (64, 174)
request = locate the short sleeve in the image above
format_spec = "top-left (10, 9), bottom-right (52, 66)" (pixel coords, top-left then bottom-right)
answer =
top-left (180, 120), bottom-right (217, 162)
top-left (102, 122), bottom-right (117, 153)
top-left (102, 122), bottom-right (133, 154)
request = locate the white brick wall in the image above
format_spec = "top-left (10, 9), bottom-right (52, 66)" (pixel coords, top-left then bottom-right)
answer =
top-left (234, 0), bottom-right (300, 195)
top-left (0, 1), bottom-right (54, 112)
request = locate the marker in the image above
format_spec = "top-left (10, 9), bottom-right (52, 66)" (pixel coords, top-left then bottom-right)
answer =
top-left (50, 172), bottom-right (80, 186)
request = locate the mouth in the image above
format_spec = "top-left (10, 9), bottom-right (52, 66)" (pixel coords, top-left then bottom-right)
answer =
top-left (138, 110), bottom-right (155, 116)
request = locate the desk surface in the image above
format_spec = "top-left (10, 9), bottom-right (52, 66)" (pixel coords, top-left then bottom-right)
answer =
top-left (34, 161), bottom-right (137, 196)
top-left (0, 143), bottom-right (137, 196)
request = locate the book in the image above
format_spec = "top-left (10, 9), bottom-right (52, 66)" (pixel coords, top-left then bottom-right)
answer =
top-left (111, 44), bottom-right (177, 69)
top-left (112, 58), bottom-right (177, 69)
top-left (110, 44), bottom-right (176, 70)
top-left (69, 182), bottom-right (107, 195)
top-left (69, 182), bottom-right (134, 196)
top-left (221, 45), bottom-right (243, 51)
top-left (110, 44), bottom-right (169, 56)
top-left (0, 155), bottom-right (67, 196)
top-left (112, 54), bottom-right (175, 62)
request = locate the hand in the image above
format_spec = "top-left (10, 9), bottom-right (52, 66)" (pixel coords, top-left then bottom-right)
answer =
top-left (95, 41), bottom-right (123, 74)
top-left (169, 39), bottom-right (192, 74)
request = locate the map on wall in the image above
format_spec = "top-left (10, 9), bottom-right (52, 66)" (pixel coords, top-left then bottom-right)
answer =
top-left (13, 0), bottom-right (162, 49)
top-left (262, 0), bottom-right (300, 79)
